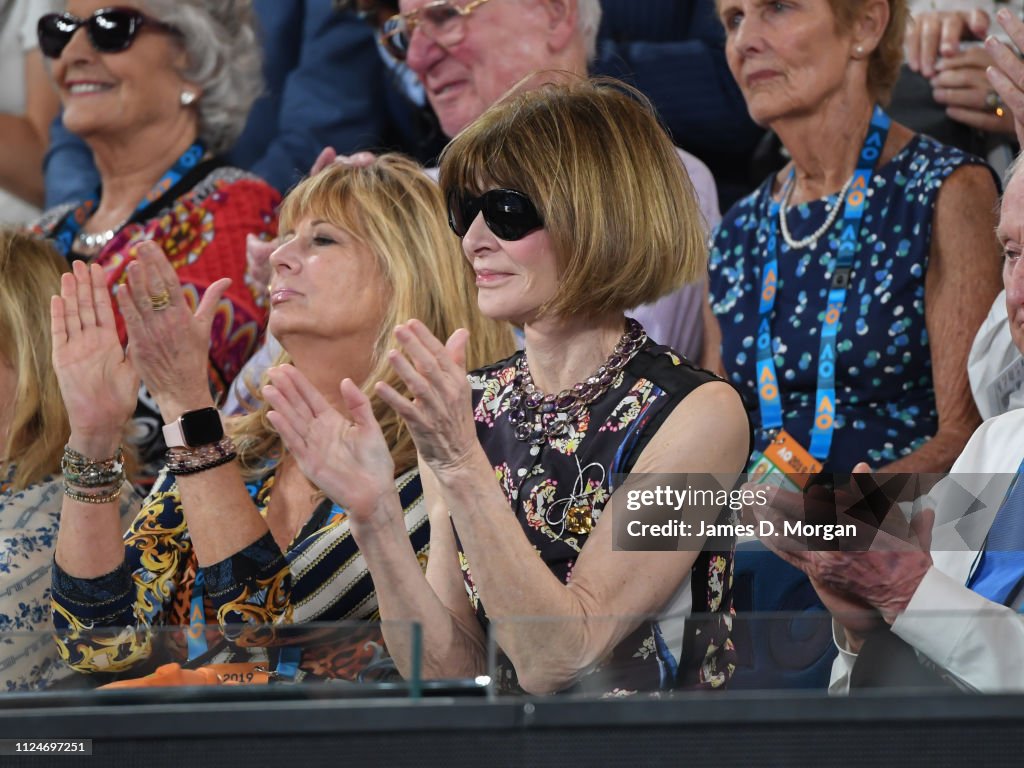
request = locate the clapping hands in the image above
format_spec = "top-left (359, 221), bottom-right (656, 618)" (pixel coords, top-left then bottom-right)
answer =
top-left (51, 260), bottom-right (139, 457)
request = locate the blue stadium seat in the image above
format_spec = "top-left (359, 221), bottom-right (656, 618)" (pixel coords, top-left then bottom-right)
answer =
top-left (730, 540), bottom-right (837, 690)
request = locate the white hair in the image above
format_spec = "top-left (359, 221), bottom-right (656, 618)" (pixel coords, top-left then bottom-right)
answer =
top-left (142, 0), bottom-right (264, 155)
top-left (577, 0), bottom-right (603, 62)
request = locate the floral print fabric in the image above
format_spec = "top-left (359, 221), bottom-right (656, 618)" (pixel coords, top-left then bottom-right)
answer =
top-left (33, 166), bottom-right (280, 482)
top-left (464, 342), bottom-right (739, 694)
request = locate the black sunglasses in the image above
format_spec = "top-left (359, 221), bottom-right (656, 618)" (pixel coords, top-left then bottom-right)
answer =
top-left (37, 7), bottom-right (179, 59)
top-left (447, 189), bottom-right (544, 241)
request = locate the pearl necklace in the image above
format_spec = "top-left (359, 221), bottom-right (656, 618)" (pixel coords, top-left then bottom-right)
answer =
top-left (75, 223), bottom-right (125, 253)
top-left (507, 319), bottom-right (648, 445)
top-left (778, 172), bottom-right (855, 251)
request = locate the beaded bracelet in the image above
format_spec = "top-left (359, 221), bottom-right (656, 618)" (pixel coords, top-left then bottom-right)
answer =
top-left (63, 484), bottom-right (123, 504)
top-left (166, 436), bottom-right (238, 476)
top-left (61, 445), bottom-right (126, 504)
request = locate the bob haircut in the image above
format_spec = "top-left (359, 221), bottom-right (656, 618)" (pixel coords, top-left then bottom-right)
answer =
top-left (143, 0), bottom-right (263, 155)
top-left (438, 76), bottom-right (706, 321)
top-left (0, 230), bottom-right (70, 490)
top-left (828, 0), bottom-right (907, 105)
top-left (233, 154), bottom-right (515, 477)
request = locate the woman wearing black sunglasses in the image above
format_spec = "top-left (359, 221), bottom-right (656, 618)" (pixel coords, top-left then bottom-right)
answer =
top-left (265, 79), bottom-right (753, 695)
top-left (30, 1), bottom-right (278, 486)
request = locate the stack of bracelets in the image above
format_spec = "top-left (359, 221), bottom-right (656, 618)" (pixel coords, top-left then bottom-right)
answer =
top-left (165, 436), bottom-right (238, 476)
top-left (62, 446), bottom-right (125, 504)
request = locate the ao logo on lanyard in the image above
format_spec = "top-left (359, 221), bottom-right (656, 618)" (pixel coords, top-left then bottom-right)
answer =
top-left (756, 106), bottom-right (891, 461)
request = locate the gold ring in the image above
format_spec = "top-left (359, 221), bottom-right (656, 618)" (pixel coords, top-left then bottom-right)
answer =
top-left (149, 290), bottom-right (171, 312)
top-left (986, 90), bottom-right (1005, 117)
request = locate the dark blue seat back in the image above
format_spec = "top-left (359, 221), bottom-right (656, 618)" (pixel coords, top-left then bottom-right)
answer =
top-left (730, 540), bottom-right (837, 690)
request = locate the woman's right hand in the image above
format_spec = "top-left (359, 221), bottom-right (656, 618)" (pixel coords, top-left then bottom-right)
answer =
top-left (263, 365), bottom-right (397, 525)
top-left (51, 260), bottom-right (139, 456)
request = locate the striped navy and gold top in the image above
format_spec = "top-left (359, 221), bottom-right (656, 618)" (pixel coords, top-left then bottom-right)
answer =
top-left (51, 464), bottom-right (428, 681)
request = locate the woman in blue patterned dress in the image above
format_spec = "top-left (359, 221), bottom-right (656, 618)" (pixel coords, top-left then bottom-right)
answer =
top-left (705, 0), bottom-right (1003, 472)
top-left (265, 80), bottom-right (752, 695)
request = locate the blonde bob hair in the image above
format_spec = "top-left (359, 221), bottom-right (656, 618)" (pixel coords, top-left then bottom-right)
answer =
top-left (0, 230), bottom-right (70, 490)
top-left (232, 155), bottom-right (515, 478)
top-left (438, 76), bottom-right (706, 320)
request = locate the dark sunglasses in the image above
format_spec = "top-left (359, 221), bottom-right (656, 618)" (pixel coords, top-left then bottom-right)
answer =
top-left (447, 189), bottom-right (544, 241)
top-left (37, 7), bottom-right (179, 59)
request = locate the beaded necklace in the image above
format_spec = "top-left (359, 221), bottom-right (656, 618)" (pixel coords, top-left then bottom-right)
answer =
top-left (507, 318), bottom-right (648, 444)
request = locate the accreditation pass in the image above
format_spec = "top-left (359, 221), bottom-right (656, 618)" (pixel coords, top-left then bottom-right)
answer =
top-left (0, 740), bottom-right (92, 755)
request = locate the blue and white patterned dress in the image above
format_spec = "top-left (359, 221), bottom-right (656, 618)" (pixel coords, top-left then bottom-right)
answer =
top-left (709, 135), bottom-right (993, 471)
top-left (0, 468), bottom-right (63, 692)
top-left (0, 465), bottom-right (139, 692)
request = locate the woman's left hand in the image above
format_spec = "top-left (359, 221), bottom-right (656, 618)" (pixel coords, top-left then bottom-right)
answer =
top-left (931, 46), bottom-right (1016, 135)
top-left (117, 240), bottom-right (231, 422)
top-left (376, 319), bottom-right (479, 476)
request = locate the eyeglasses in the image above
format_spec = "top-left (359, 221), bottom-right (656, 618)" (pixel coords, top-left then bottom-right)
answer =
top-left (379, 0), bottom-right (494, 61)
top-left (447, 188), bottom-right (544, 241)
top-left (37, 6), bottom-right (179, 59)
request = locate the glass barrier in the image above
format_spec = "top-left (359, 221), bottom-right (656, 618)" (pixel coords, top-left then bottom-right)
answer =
top-left (0, 620), bottom-right (438, 705)
top-left (2, 604), bottom-right (1022, 706)
top-left (484, 608), bottom-right (1024, 698)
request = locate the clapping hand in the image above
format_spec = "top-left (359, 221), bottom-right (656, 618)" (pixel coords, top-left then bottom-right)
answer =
top-left (375, 320), bottom-right (479, 477)
top-left (51, 261), bottom-right (139, 456)
top-left (931, 46), bottom-right (1015, 135)
top-left (747, 466), bottom-right (934, 638)
top-left (117, 241), bottom-right (230, 423)
top-left (263, 365), bottom-right (397, 523)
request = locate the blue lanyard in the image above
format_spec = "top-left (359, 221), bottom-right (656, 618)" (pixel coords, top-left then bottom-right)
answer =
top-left (51, 141), bottom-right (206, 258)
top-left (187, 570), bottom-right (303, 679)
top-left (186, 503), bottom-right (349, 675)
top-left (756, 106), bottom-right (891, 461)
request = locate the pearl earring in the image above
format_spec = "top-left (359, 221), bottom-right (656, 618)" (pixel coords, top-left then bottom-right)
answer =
top-left (180, 90), bottom-right (197, 106)
top-left (854, 45), bottom-right (864, 58)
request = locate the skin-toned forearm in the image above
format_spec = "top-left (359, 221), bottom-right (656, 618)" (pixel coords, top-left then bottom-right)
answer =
top-left (348, 495), bottom-right (487, 680)
top-left (172, 460), bottom-right (271, 567)
top-left (54, 430), bottom-right (131, 579)
top-left (880, 424), bottom-right (977, 473)
top-left (431, 448), bottom-right (610, 693)
top-left (878, 165), bottom-right (1000, 473)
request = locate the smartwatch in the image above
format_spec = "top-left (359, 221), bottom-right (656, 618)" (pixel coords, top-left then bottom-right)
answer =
top-left (162, 407), bottom-right (225, 448)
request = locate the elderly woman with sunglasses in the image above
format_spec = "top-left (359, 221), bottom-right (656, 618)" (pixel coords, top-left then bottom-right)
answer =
top-left (265, 79), bottom-right (752, 695)
top-left (31, 1), bottom-right (278, 484)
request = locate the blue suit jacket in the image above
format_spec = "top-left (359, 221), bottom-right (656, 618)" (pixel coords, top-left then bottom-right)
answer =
top-left (594, 0), bottom-right (763, 207)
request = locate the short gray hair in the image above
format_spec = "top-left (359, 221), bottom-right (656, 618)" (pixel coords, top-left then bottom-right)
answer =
top-left (143, 0), bottom-right (264, 155)
top-left (577, 0), bottom-right (602, 62)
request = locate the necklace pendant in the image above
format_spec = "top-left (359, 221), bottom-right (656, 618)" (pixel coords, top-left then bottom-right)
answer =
top-left (565, 503), bottom-right (593, 535)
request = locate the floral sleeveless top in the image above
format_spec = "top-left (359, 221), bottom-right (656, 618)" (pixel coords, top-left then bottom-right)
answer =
top-left (462, 340), bottom-right (744, 694)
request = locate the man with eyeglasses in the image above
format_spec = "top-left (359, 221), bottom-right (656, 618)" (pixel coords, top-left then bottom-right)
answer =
top-left (372, 0), bottom-right (722, 363)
